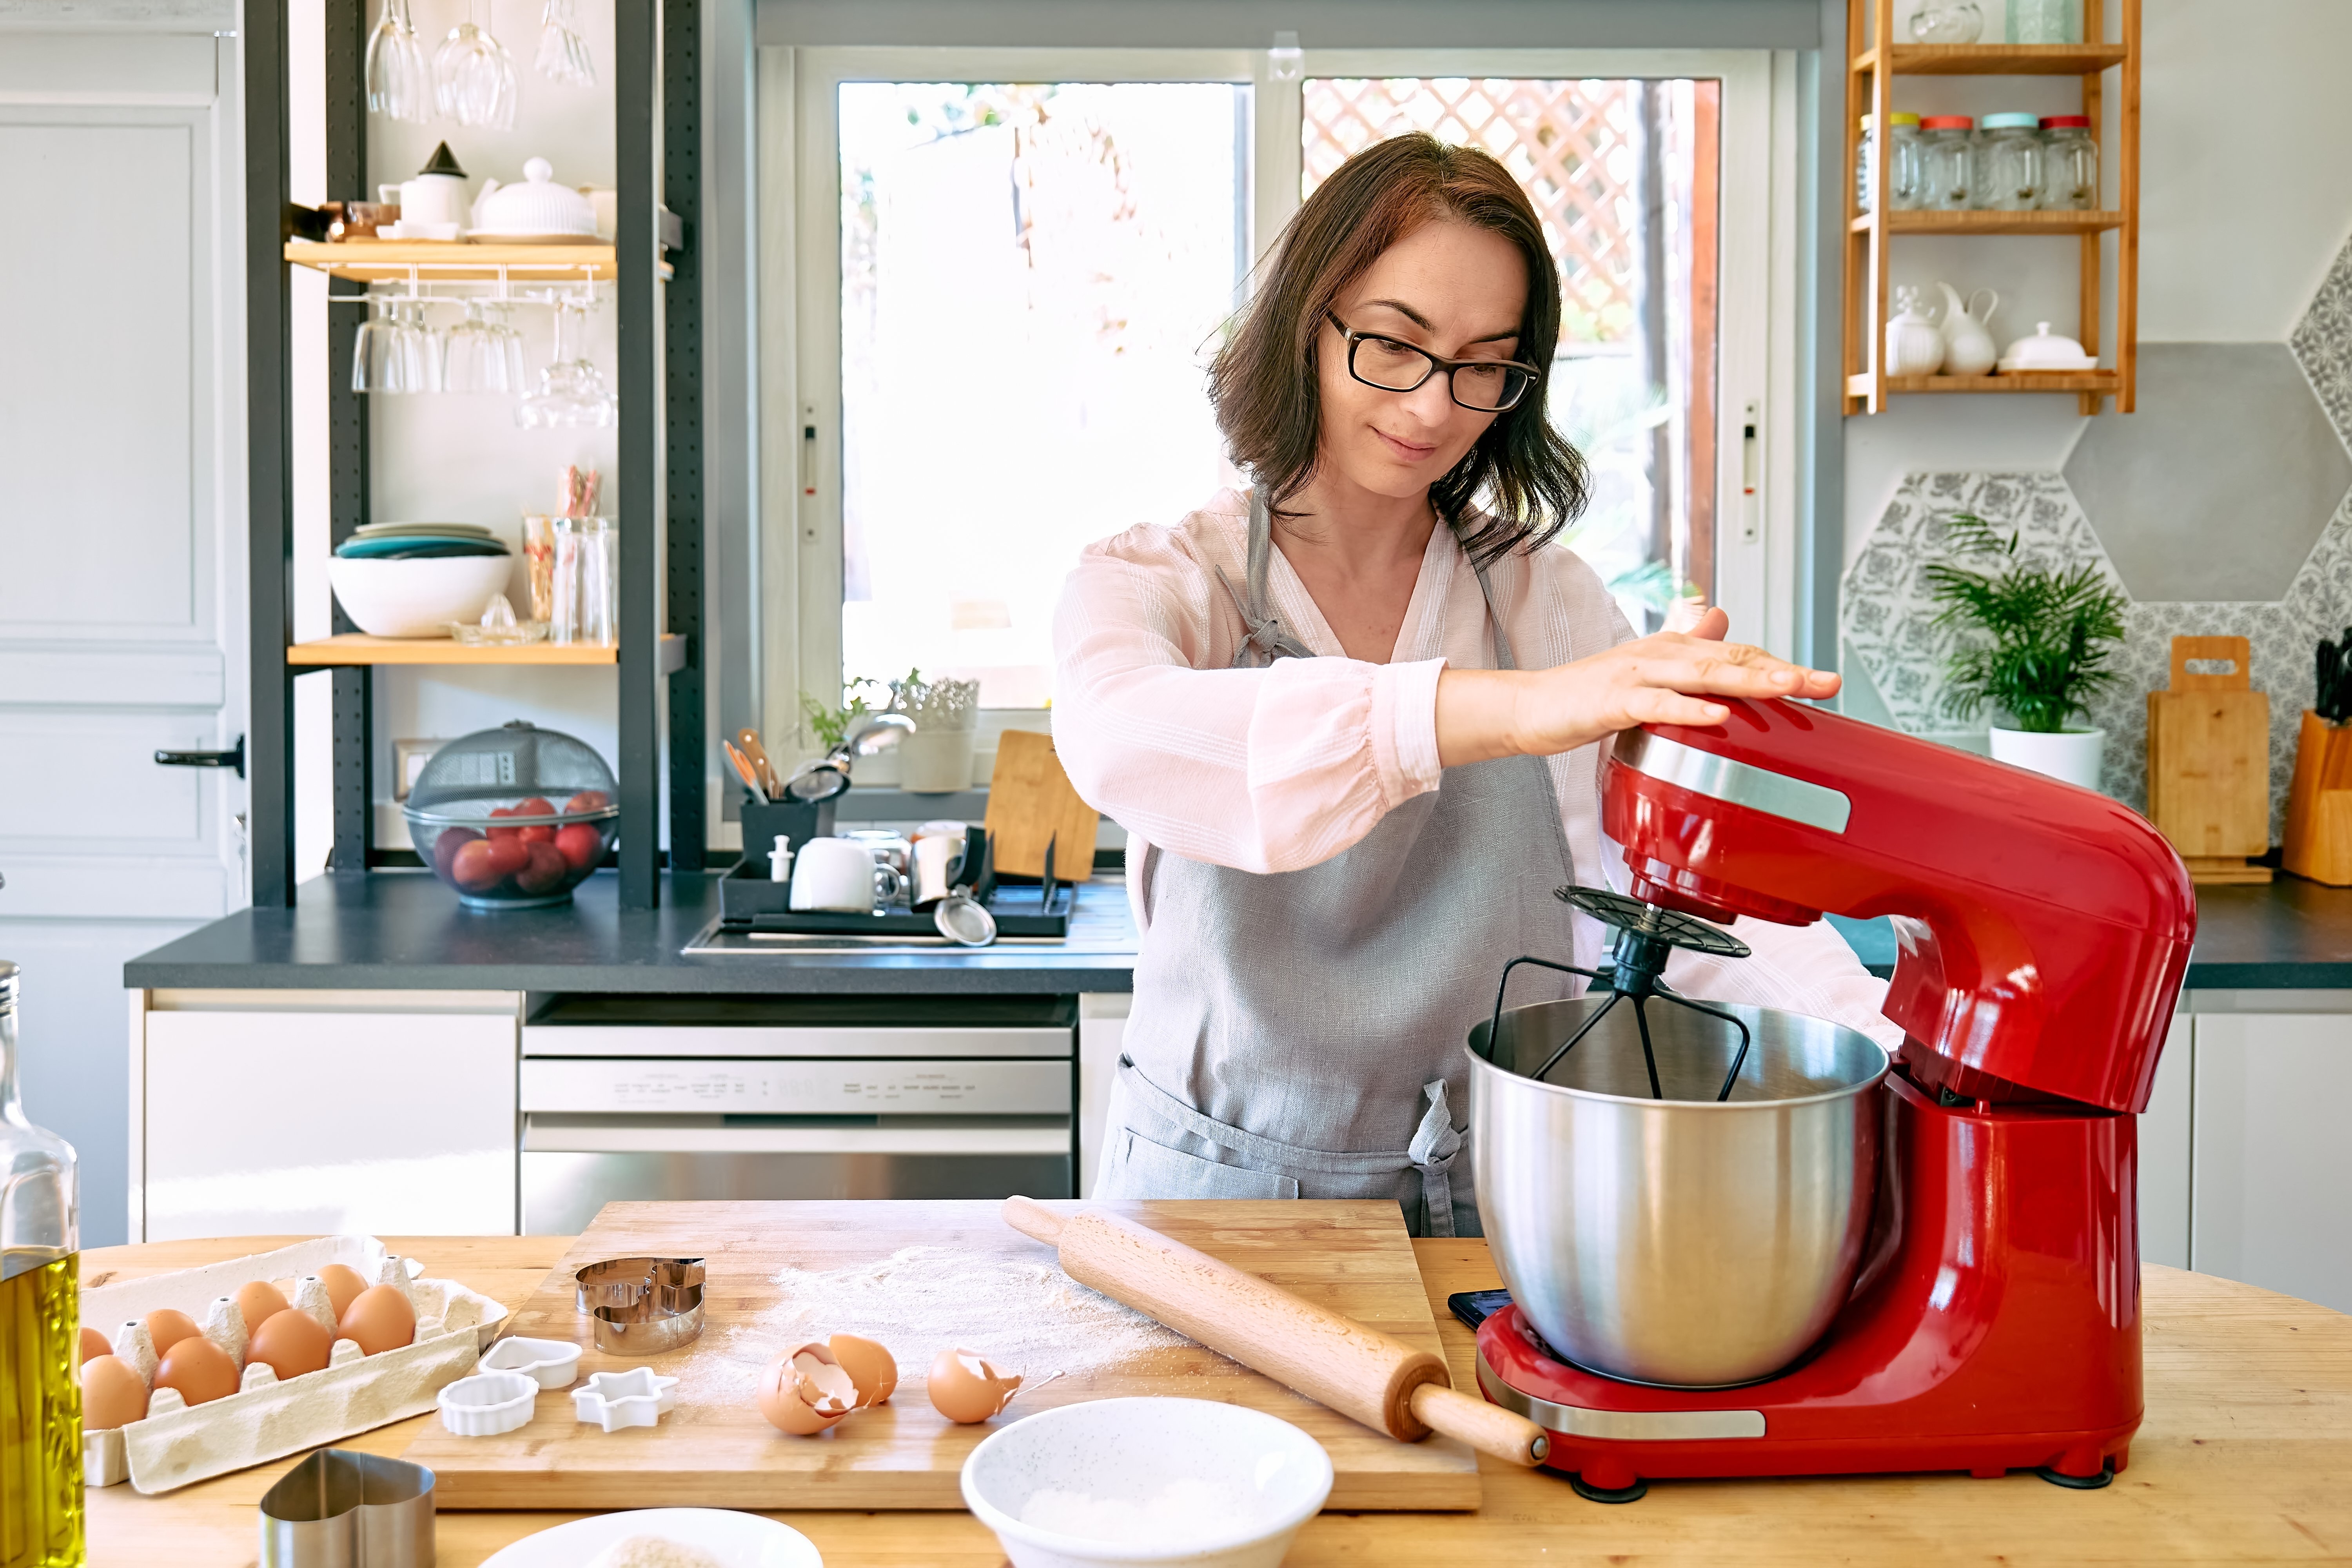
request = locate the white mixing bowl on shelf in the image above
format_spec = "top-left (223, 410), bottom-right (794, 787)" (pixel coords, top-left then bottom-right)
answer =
top-left (327, 553), bottom-right (512, 637)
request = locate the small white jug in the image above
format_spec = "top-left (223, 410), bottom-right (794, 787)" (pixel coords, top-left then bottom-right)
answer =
top-left (1884, 285), bottom-right (1945, 376)
top-left (1936, 282), bottom-right (2000, 377)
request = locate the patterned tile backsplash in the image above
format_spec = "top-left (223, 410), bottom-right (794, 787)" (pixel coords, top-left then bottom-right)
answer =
top-left (1842, 470), bottom-right (2352, 831)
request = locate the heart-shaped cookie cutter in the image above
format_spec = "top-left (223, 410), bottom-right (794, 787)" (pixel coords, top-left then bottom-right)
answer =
top-left (258, 1448), bottom-right (435, 1568)
top-left (572, 1367), bottom-right (681, 1432)
top-left (574, 1256), bottom-right (706, 1354)
top-left (478, 1334), bottom-right (583, 1390)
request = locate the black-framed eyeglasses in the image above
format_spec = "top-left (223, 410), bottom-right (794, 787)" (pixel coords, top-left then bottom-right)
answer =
top-left (1326, 311), bottom-right (1541, 413)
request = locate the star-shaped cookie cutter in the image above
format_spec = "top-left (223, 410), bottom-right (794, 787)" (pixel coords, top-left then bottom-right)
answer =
top-left (571, 1367), bottom-right (681, 1432)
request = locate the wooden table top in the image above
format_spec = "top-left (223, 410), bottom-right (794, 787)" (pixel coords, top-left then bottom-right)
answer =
top-left (82, 1234), bottom-right (2352, 1566)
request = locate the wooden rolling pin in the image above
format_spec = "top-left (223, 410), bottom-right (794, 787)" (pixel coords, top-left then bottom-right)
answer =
top-left (1002, 1196), bottom-right (1550, 1467)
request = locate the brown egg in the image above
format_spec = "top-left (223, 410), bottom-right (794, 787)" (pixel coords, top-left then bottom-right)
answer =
top-left (316, 1265), bottom-right (369, 1321)
top-left (247, 1308), bottom-right (332, 1381)
top-left (155, 1335), bottom-right (238, 1406)
top-left (756, 1343), bottom-right (859, 1436)
top-left (338, 1285), bottom-right (415, 1355)
top-left (926, 1348), bottom-right (1022, 1425)
top-left (80, 1354), bottom-right (150, 1430)
top-left (828, 1333), bottom-right (898, 1408)
top-left (143, 1308), bottom-right (200, 1356)
top-left (235, 1279), bottom-right (290, 1333)
top-left (78, 1327), bottom-right (111, 1367)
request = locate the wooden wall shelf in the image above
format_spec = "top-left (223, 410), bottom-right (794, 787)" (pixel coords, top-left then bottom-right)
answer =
top-left (289, 633), bottom-right (685, 671)
top-left (285, 240), bottom-right (618, 282)
top-left (1843, 0), bottom-right (2140, 415)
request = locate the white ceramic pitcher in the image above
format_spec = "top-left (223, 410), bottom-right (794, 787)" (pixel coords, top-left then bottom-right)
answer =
top-left (1936, 282), bottom-right (2000, 377)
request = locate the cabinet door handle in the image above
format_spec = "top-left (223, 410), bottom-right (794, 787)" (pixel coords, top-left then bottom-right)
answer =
top-left (155, 735), bottom-right (245, 779)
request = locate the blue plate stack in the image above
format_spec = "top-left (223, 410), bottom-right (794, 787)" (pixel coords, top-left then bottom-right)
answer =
top-left (335, 522), bottom-right (510, 561)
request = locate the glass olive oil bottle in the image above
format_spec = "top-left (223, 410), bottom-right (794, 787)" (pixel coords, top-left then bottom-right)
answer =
top-left (0, 961), bottom-right (82, 1568)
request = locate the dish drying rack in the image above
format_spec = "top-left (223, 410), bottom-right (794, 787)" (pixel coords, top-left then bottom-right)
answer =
top-left (717, 826), bottom-right (1075, 941)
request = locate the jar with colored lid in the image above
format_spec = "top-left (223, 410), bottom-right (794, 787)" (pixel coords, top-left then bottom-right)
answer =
top-left (1918, 116), bottom-right (1976, 211)
top-left (1858, 112), bottom-right (1923, 213)
top-left (2039, 115), bottom-right (2099, 210)
top-left (1974, 112), bottom-right (2045, 212)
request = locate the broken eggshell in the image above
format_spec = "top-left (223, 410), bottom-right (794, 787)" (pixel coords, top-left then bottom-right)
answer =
top-left (757, 1341), bottom-right (860, 1436)
top-left (828, 1333), bottom-right (897, 1408)
top-left (926, 1348), bottom-right (1022, 1425)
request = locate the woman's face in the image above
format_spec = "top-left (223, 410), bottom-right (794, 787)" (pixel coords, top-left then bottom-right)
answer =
top-left (1315, 218), bottom-right (1530, 505)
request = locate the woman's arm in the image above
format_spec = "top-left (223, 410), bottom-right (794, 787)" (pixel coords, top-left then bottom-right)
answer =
top-left (1434, 606), bottom-right (1838, 769)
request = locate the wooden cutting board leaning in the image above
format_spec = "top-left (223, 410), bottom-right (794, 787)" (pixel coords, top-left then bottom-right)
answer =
top-left (983, 730), bottom-right (1099, 880)
top-left (405, 1199), bottom-right (1482, 1511)
top-left (2145, 635), bottom-right (2272, 884)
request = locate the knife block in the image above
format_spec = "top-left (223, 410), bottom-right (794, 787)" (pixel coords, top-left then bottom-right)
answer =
top-left (2284, 709), bottom-right (2352, 885)
top-left (2145, 635), bottom-right (2272, 884)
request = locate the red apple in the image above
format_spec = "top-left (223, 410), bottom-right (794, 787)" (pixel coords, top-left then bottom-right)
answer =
top-left (514, 796), bottom-right (555, 817)
top-left (450, 838), bottom-right (506, 893)
top-left (480, 837), bottom-right (531, 878)
top-left (515, 840), bottom-right (569, 895)
top-left (564, 790), bottom-right (610, 814)
top-left (554, 822), bottom-right (605, 872)
top-left (485, 805), bottom-right (519, 841)
top-left (432, 827), bottom-right (482, 884)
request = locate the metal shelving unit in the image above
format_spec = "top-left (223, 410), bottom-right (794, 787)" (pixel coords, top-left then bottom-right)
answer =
top-left (244, 0), bottom-right (703, 909)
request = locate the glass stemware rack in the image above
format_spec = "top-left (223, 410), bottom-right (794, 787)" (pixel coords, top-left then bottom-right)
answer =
top-left (1843, 0), bottom-right (2140, 414)
top-left (244, 0), bottom-right (706, 908)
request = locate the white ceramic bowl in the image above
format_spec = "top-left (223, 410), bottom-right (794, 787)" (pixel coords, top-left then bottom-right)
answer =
top-left (960, 1397), bottom-right (1334, 1568)
top-left (327, 553), bottom-right (513, 637)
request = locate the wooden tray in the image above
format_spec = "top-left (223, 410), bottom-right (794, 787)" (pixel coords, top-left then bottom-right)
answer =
top-left (408, 1200), bottom-right (1479, 1511)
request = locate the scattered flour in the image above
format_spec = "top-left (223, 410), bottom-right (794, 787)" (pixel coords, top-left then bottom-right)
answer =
top-left (671, 1245), bottom-right (1201, 1411)
top-left (1018, 1477), bottom-right (1266, 1545)
top-left (583, 1536), bottom-right (726, 1568)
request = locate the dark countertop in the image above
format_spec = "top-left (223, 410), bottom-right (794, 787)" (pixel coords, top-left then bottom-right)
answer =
top-left (1829, 877), bottom-right (2352, 989)
top-left (126, 869), bottom-right (2352, 997)
top-left (122, 869), bottom-right (1138, 995)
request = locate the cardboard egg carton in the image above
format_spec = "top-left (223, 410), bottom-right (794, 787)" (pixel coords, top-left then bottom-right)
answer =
top-left (79, 1233), bottom-right (508, 1494)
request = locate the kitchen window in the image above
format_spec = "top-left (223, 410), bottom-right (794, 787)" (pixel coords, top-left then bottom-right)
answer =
top-left (766, 47), bottom-right (1793, 754)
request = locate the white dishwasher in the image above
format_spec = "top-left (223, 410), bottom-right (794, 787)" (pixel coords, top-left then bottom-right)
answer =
top-left (519, 994), bottom-right (1077, 1233)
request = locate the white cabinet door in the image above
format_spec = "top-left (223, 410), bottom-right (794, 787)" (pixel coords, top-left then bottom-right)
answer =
top-left (140, 1005), bottom-right (518, 1239)
top-left (2191, 1011), bottom-right (2352, 1313)
top-left (2138, 1011), bottom-right (2192, 1271)
top-left (1078, 994), bottom-right (1130, 1198)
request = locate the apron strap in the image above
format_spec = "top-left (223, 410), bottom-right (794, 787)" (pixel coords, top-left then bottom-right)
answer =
top-left (1406, 1080), bottom-right (1463, 1239)
top-left (1220, 490), bottom-right (1317, 668)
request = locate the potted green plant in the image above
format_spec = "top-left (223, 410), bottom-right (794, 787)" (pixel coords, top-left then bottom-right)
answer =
top-left (887, 669), bottom-right (981, 793)
top-left (1922, 513), bottom-right (2128, 789)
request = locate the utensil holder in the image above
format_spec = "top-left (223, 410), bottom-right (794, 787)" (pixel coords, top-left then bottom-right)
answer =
top-left (2285, 709), bottom-right (2352, 885)
top-left (258, 1449), bottom-right (436, 1568)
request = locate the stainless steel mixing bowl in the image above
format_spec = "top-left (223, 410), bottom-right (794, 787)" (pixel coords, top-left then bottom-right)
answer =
top-left (1468, 995), bottom-right (1889, 1387)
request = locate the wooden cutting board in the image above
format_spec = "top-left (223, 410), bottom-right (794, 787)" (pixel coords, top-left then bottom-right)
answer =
top-left (2146, 635), bottom-right (2272, 884)
top-left (408, 1199), bottom-right (1479, 1511)
top-left (983, 729), bottom-right (1099, 879)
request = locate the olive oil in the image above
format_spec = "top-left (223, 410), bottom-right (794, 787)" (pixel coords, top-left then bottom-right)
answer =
top-left (0, 960), bottom-right (81, 1568)
top-left (1, 1252), bottom-right (81, 1568)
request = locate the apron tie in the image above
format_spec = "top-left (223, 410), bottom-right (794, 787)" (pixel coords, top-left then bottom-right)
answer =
top-left (1217, 491), bottom-right (1318, 668)
top-left (1407, 1080), bottom-right (1465, 1239)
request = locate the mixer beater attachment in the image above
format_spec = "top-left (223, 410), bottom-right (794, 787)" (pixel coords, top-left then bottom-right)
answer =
top-left (1485, 887), bottom-right (1757, 1102)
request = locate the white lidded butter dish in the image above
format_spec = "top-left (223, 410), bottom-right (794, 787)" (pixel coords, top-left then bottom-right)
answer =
top-left (438, 1370), bottom-right (540, 1437)
top-left (1998, 321), bottom-right (2100, 373)
top-left (573, 1368), bottom-right (679, 1432)
top-left (469, 157), bottom-right (598, 238)
top-left (479, 1335), bottom-right (583, 1390)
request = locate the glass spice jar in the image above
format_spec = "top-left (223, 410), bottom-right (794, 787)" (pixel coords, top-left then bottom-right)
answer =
top-left (1974, 112), bottom-right (2045, 212)
top-left (2039, 114), bottom-right (2099, 209)
top-left (1858, 112), bottom-right (1924, 213)
top-left (2006, 0), bottom-right (2078, 43)
top-left (1918, 116), bottom-right (1977, 211)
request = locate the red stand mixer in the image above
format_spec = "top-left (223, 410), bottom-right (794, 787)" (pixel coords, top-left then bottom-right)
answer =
top-left (1470, 696), bottom-right (2196, 1500)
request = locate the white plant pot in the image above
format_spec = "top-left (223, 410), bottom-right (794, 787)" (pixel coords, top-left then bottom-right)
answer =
top-left (1989, 726), bottom-right (2105, 791)
top-left (896, 728), bottom-right (976, 793)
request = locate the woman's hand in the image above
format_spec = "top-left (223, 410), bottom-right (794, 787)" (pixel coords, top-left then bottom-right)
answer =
top-left (1434, 607), bottom-right (1840, 767)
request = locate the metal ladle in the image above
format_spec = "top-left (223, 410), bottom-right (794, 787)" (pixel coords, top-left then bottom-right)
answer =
top-left (782, 713), bottom-right (916, 803)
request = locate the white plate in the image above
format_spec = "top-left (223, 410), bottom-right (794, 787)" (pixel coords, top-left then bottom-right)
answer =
top-left (478, 1508), bottom-right (822, 1568)
top-left (466, 229), bottom-right (600, 244)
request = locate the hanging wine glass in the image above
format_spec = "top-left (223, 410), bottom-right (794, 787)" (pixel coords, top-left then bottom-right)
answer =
top-left (535, 0), bottom-right (594, 87)
top-left (517, 298), bottom-right (616, 428)
top-left (444, 300), bottom-right (509, 394)
top-left (364, 0), bottom-right (429, 122)
top-left (434, 0), bottom-right (519, 129)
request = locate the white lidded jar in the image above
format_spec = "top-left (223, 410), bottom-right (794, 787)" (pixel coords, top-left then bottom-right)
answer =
top-left (1884, 285), bottom-right (1946, 377)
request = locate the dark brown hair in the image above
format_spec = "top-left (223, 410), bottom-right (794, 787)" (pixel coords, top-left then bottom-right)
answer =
top-left (1209, 132), bottom-right (1588, 566)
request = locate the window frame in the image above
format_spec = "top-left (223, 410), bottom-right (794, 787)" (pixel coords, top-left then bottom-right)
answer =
top-left (759, 44), bottom-right (1797, 769)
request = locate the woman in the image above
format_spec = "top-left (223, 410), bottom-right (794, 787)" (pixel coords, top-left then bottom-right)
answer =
top-left (1052, 134), bottom-right (1896, 1238)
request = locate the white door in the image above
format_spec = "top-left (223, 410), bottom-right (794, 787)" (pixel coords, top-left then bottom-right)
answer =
top-left (0, 22), bottom-right (247, 1247)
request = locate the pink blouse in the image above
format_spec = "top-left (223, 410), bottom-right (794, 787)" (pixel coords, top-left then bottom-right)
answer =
top-left (1051, 489), bottom-right (1902, 1048)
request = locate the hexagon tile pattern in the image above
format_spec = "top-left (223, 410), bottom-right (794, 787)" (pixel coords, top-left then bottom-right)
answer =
top-left (1842, 470), bottom-right (2352, 827)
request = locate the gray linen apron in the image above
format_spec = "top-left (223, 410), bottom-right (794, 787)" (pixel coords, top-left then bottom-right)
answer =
top-left (1096, 492), bottom-right (1584, 1237)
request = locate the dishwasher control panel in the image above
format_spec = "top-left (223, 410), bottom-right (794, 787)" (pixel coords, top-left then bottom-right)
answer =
top-left (520, 1057), bottom-right (1071, 1116)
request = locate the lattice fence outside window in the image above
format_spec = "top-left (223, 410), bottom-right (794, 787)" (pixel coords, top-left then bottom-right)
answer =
top-left (1303, 77), bottom-right (1641, 343)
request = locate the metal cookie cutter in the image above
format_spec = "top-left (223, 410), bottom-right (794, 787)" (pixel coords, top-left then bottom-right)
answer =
top-left (574, 1255), bottom-right (706, 1354)
top-left (259, 1449), bottom-right (435, 1568)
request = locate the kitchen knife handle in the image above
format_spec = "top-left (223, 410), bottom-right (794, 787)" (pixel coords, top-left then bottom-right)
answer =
top-left (1407, 1382), bottom-right (1550, 1468)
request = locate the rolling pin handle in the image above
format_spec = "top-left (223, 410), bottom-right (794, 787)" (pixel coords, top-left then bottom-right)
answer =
top-left (1001, 1195), bottom-right (1066, 1245)
top-left (1407, 1382), bottom-right (1551, 1468)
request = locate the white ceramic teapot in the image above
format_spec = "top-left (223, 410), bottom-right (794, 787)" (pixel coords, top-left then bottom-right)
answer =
top-left (1884, 285), bottom-right (1945, 376)
top-left (1936, 282), bottom-right (2000, 377)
